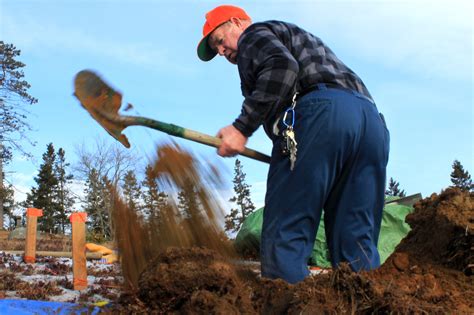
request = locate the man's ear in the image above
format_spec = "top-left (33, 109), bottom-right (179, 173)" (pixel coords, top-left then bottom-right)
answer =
top-left (230, 17), bottom-right (243, 28)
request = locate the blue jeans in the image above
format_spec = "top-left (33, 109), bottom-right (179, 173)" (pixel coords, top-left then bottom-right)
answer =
top-left (261, 85), bottom-right (390, 284)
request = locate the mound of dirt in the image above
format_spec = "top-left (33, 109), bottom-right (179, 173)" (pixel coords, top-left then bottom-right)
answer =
top-left (108, 143), bottom-right (473, 314)
top-left (396, 187), bottom-right (473, 274)
top-left (138, 247), bottom-right (254, 314)
top-left (110, 188), bottom-right (472, 313)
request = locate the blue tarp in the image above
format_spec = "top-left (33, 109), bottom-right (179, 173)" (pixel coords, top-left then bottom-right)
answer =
top-left (0, 299), bottom-right (101, 315)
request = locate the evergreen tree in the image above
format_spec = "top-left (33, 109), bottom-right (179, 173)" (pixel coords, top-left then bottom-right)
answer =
top-left (177, 180), bottom-right (200, 220)
top-left (450, 160), bottom-right (473, 191)
top-left (122, 170), bottom-right (142, 212)
top-left (24, 143), bottom-right (59, 232)
top-left (54, 148), bottom-right (75, 233)
top-left (385, 177), bottom-right (406, 197)
top-left (141, 165), bottom-right (168, 222)
top-left (225, 159), bottom-right (255, 233)
top-left (0, 41), bottom-right (37, 228)
top-left (83, 168), bottom-right (112, 239)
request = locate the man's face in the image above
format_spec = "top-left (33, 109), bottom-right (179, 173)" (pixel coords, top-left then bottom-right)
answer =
top-left (208, 20), bottom-right (243, 64)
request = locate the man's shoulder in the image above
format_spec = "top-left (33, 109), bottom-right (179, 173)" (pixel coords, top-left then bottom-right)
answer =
top-left (245, 20), bottom-right (294, 33)
top-left (239, 20), bottom-right (293, 45)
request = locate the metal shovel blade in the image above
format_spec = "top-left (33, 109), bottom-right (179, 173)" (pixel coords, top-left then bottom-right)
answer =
top-left (73, 70), bottom-right (131, 148)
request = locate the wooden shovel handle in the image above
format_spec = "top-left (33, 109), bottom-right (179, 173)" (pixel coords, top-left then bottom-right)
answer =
top-left (126, 116), bottom-right (272, 164)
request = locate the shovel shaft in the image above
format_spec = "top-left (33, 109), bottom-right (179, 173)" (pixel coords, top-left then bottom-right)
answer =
top-left (124, 116), bottom-right (271, 164)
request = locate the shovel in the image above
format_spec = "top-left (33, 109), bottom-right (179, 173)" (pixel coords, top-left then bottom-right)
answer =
top-left (73, 70), bottom-right (271, 163)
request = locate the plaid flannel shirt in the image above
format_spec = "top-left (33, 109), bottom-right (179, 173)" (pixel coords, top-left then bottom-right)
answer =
top-left (233, 20), bottom-right (373, 137)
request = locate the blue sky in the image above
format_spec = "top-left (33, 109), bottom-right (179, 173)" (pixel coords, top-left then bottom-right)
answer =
top-left (1, 0), bottom-right (472, 209)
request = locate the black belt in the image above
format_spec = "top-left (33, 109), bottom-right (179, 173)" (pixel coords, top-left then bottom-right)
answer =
top-left (298, 83), bottom-right (344, 98)
top-left (297, 83), bottom-right (375, 105)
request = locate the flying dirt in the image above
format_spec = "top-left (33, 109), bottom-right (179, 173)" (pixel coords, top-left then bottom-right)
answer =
top-left (107, 143), bottom-right (473, 314)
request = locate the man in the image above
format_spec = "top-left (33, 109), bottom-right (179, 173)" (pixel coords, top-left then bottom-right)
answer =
top-left (197, 5), bottom-right (390, 284)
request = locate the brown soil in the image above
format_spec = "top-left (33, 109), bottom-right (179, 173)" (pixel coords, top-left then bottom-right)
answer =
top-left (397, 188), bottom-right (473, 275)
top-left (2, 142), bottom-right (470, 313)
top-left (105, 143), bottom-right (473, 314)
top-left (137, 247), bottom-right (254, 314)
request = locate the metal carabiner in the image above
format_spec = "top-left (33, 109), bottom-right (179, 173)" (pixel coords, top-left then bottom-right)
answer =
top-left (282, 92), bottom-right (298, 128)
top-left (282, 108), bottom-right (295, 128)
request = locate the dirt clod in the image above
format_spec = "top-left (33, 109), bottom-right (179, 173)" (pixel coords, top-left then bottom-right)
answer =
top-left (392, 252), bottom-right (410, 271)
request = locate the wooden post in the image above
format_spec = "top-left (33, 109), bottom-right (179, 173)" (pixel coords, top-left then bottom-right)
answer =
top-left (24, 208), bottom-right (43, 263)
top-left (70, 212), bottom-right (88, 290)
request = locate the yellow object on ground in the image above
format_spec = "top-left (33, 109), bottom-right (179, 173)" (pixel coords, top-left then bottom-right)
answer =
top-left (93, 301), bottom-right (109, 307)
top-left (85, 243), bottom-right (118, 264)
top-left (85, 243), bottom-right (113, 255)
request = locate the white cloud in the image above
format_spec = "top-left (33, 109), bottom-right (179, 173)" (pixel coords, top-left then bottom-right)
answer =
top-left (69, 179), bottom-right (87, 210)
top-left (6, 172), bottom-right (87, 212)
top-left (374, 80), bottom-right (471, 113)
top-left (298, 0), bottom-right (473, 81)
top-left (12, 155), bottom-right (29, 163)
top-left (1, 13), bottom-right (193, 75)
top-left (7, 171), bottom-right (36, 203)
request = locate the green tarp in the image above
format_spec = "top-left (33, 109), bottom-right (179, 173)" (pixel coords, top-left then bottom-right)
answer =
top-left (235, 199), bottom-right (413, 267)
